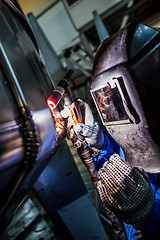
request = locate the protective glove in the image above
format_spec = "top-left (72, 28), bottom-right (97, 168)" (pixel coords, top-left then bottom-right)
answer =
top-left (61, 98), bottom-right (155, 231)
top-left (61, 98), bottom-right (105, 180)
top-left (61, 98), bottom-right (120, 174)
top-left (72, 99), bottom-right (104, 150)
top-left (61, 98), bottom-right (105, 150)
top-left (96, 154), bottom-right (155, 230)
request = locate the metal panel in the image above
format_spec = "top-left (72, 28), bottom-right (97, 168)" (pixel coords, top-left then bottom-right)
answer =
top-left (58, 194), bottom-right (108, 240)
top-left (0, 1), bottom-right (57, 232)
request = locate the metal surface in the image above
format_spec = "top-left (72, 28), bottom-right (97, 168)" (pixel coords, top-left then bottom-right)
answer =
top-left (33, 141), bottom-right (108, 240)
top-left (0, 0), bottom-right (57, 232)
top-left (91, 23), bottom-right (160, 173)
top-left (6, 197), bottom-right (55, 240)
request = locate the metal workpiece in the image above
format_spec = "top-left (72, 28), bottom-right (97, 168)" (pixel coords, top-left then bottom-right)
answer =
top-left (0, 120), bottom-right (23, 171)
top-left (91, 22), bottom-right (160, 172)
top-left (0, 44), bottom-right (40, 171)
top-left (0, 1), bottom-right (58, 232)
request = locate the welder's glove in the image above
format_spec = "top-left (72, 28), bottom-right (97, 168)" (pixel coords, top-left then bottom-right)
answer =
top-left (61, 99), bottom-right (155, 233)
top-left (96, 153), bottom-right (155, 230)
top-left (70, 98), bottom-right (104, 150)
top-left (61, 98), bottom-right (118, 172)
top-left (61, 98), bottom-right (106, 179)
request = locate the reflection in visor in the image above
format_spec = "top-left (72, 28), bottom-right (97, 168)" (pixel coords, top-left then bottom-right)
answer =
top-left (93, 85), bottom-right (129, 123)
top-left (91, 77), bottom-right (139, 126)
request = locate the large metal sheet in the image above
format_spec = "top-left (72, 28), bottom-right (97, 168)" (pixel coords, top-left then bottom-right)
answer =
top-left (0, 1), bottom-right (57, 232)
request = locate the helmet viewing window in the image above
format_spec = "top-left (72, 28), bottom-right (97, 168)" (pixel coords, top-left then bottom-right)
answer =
top-left (91, 77), bottom-right (140, 126)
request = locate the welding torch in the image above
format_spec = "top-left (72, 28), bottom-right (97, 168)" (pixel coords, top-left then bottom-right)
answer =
top-left (47, 70), bottom-right (82, 144)
top-left (47, 70), bottom-right (73, 110)
top-left (47, 70), bottom-right (82, 133)
top-left (47, 70), bottom-right (96, 176)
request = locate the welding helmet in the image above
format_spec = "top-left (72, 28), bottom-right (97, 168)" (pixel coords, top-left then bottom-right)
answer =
top-left (90, 22), bottom-right (160, 172)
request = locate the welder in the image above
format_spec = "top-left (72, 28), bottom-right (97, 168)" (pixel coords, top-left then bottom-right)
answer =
top-left (59, 24), bottom-right (160, 240)
top-left (63, 98), bottom-right (160, 240)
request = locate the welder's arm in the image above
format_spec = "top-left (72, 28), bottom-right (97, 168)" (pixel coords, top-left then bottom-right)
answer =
top-left (64, 98), bottom-right (120, 171)
top-left (64, 99), bottom-right (155, 232)
top-left (63, 99), bottom-right (128, 239)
